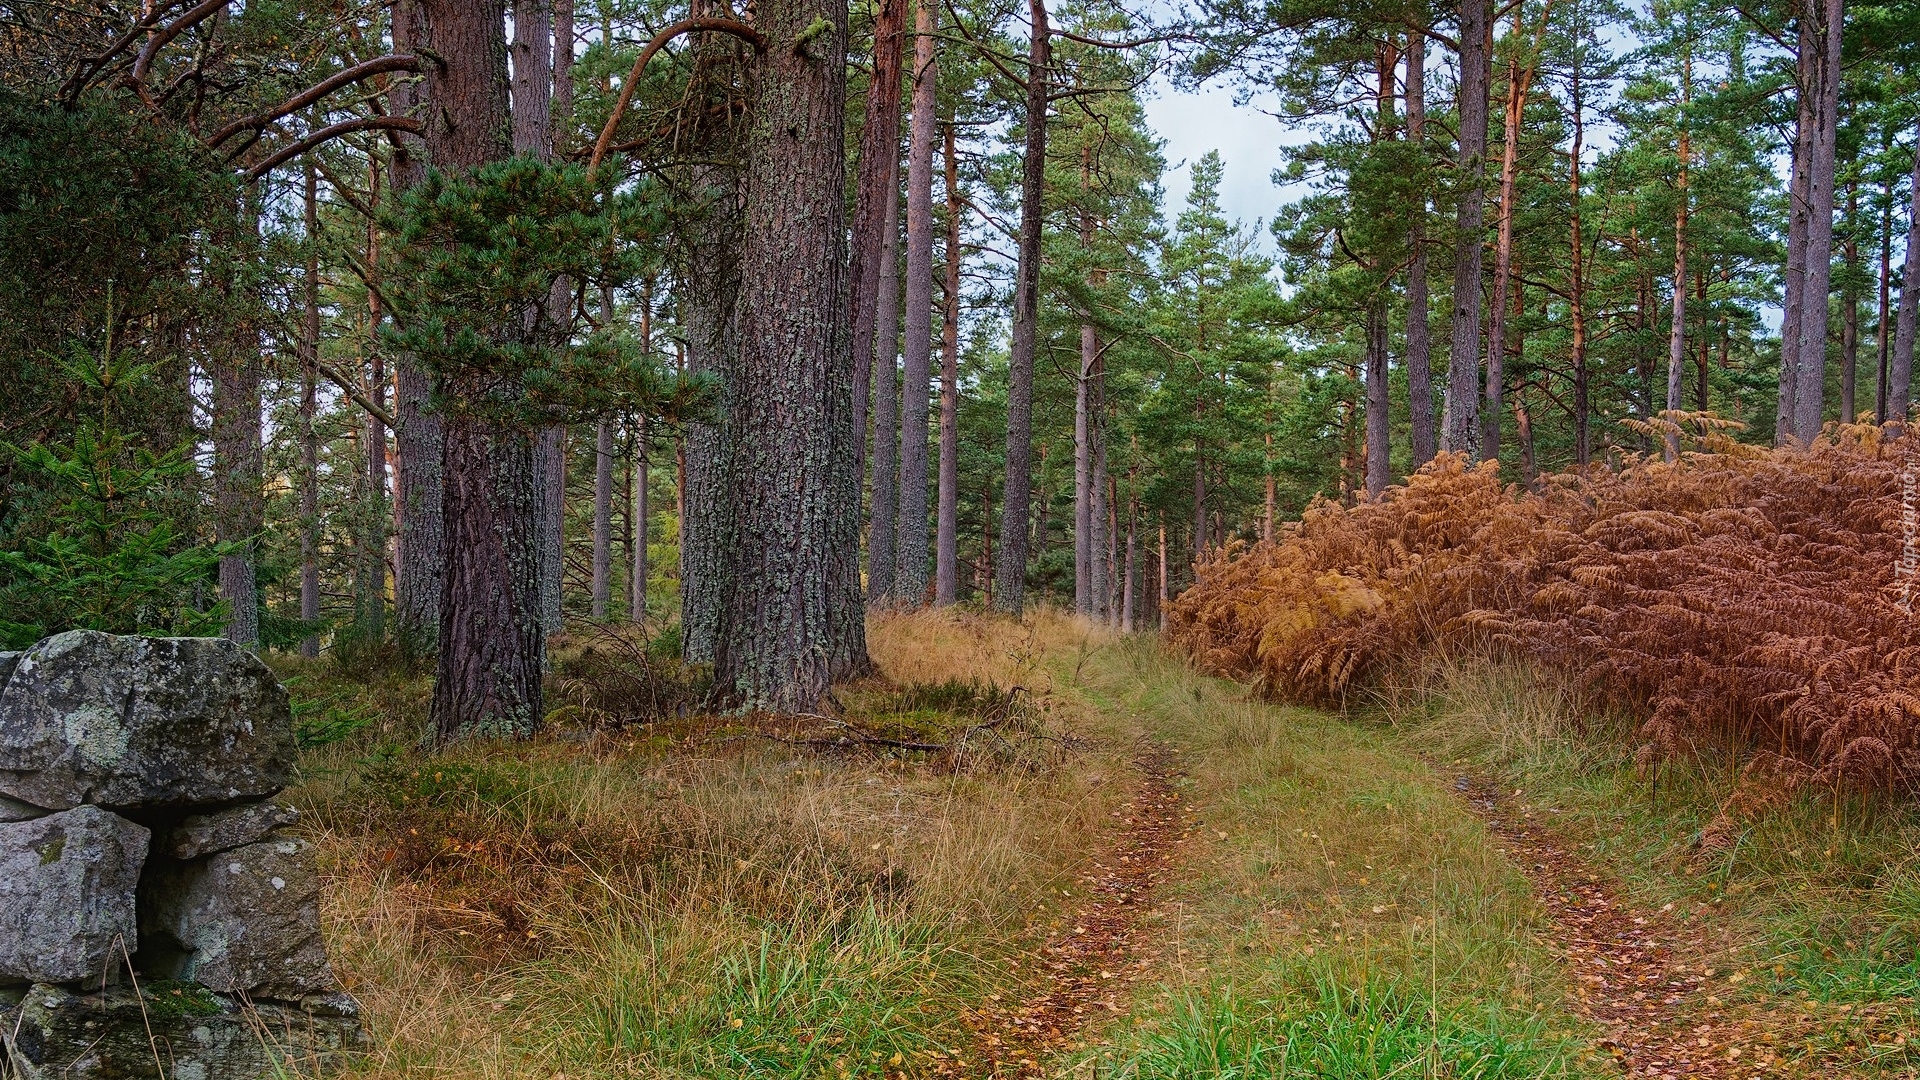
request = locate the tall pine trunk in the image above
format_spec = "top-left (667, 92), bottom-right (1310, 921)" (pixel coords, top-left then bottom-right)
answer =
top-left (713, 0), bottom-right (858, 709)
top-left (1892, 123), bottom-right (1920, 426)
top-left (994, 0), bottom-right (1047, 615)
top-left (1364, 42), bottom-right (1393, 497)
top-left (299, 165), bottom-right (321, 657)
top-left (213, 195), bottom-right (263, 648)
top-left (1664, 39), bottom-right (1691, 462)
top-left (391, 0), bottom-right (444, 648)
top-left (1483, 7), bottom-right (1540, 463)
top-left (1568, 49), bottom-right (1591, 467)
top-left (849, 0), bottom-right (907, 484)
top-left (896, 0), bottom-right (937, 606)
top-left (592, 419), bottom-right (613, 617)
top-left (869, 167), bottom-right (902, 603)
top-left (1404, 33), bottom-right (1436, 467)
top-left (425, 0), bottom-right (544, 741)
top-left (1842, 180), bottom-right (1858, 423)
top-left (1789, 0), bottom-right (1844, 444)
top-left (1445, 0), bottom-right (1490, 458)
top-left (935, 121), bottom-right (962, 605)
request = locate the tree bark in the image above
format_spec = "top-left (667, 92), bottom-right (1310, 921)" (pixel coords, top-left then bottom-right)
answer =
top-left (213, 197), bottom-right (263, 648)
top-left (591, 418), bottom-right (613, 617)
top-left (1664, 42), bottom-right (1691, 463)
top-left (896, 0), bottom-right (937, 606)
top-left (712, 0), bottom-right (855, 710)
top-left (1878, 163), bottom-right (1893, 423)
top-left (512, 0), bottom-right (566, 633)
top-left (423, 0), bottom-right (544, 741)
top-left (849, 0), bottom-right (907, 485)
top-left (1404, 32), bottom-right (1436, 467)
top-left (993, 0), bottom-right (1047, 615)
top-left (868, 165), bottom-right (902, 603)
top-left (1121, 491), bottom-right (1136, 632)
top-left (1842, 180), bottom-right (1858, 424)
top-left (1075, 323), bottom-right (1093, 614)
top-left (676, 16), bottom-right (747, 665)
top-left (1365, 298), bottom-right (1390, 496)
top-left (390, 0), bottom-right (444, 649)
top-left (1445, 0), bottom-right (1490, 458)
top-left (1790, 0), bottom-right (1843, 444)
top-left (299, 164), bottom-right (321, 657)
top-left (631, 282), bottom-right (649, 623)
top-left (1567, 48), bottom-right (1590, 468)
top-left (1892, 123), bottom-right (1920, 426)
top-left (935, 121), bottom-right (962, 605)
top-left (1091, 376), bottom-right (1110, 621)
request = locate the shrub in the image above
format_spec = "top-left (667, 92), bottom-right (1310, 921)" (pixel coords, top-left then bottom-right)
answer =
top-left (1168, 425), bottom-right (1920, 786)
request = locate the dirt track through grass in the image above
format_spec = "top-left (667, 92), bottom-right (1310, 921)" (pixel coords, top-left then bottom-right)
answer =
top-left (964, 746), bottom-right (1191, 1077)
top-left (1456, 775), bottom-right (1737, 1079)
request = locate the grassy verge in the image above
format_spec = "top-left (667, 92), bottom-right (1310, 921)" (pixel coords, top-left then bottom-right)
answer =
top-left (1070, 637), bottom-right (1609, 1079)
top-left (1373, 654), bottom-right (1920, 1077)
top-left (283, 609), bottom-right (1136, 1078)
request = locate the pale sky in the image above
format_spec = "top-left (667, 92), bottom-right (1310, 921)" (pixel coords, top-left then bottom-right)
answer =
top-left (1139, 72), bottom-right (1311, 258)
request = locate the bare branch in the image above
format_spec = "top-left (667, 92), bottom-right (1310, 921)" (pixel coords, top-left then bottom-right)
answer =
top-left (243, 116), bottom-right (423, 180)
top-left (208, 55), bottom-right (421, 150)
top-left (129, 0), bottom-right (231, 89)
top-left (589, 17), bottom-right (767, 171)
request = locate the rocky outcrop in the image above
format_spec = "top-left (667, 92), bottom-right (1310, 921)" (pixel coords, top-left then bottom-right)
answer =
top-left (0, 632), bottom-right (295, 813)
top-left (0, 632), bottom-right (363, 1079)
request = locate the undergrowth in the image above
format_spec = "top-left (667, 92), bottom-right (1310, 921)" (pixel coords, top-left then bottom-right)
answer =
top-left (1169, 427), bottom-right (1920, 787)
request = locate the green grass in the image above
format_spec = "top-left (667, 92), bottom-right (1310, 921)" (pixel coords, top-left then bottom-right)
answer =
top-left (1071, 638), bottom-right (1612, 1079)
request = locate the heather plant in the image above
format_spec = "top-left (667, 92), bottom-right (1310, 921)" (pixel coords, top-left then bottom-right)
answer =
top-left (1169, 425), bottom-right (1920, 786)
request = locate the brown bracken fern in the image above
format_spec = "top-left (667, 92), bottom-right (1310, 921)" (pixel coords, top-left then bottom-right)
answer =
top-left (1168, 419), bottom-right (1920, 788)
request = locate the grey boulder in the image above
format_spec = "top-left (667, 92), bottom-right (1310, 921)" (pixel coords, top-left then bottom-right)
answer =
top-left (0, 632), bottom-right (294, 812)
top-left (0, 982), bottom-right (367, 1080)
top-left (160, 802), bottom-right (300, 860)
top-left (0, 805), bottom-right (149, 985)
top-left (0, 650), bottom-right (19, 688)
top-left (139, 836), bottom-right (338, 1000)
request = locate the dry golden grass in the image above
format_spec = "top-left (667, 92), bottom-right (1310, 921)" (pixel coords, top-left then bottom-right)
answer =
top-left (284, 609), bottom-right (1137, 1078)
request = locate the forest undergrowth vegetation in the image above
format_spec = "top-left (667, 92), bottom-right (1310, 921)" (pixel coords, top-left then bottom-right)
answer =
top-left (1170, 423), bottom-right (1920, 788)
top-left (277, 609), bottom-right (1136, 1077)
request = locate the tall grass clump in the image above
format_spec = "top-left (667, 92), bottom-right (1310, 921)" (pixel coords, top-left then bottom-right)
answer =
top-left (1168, 425), bottom-right (1920, 787)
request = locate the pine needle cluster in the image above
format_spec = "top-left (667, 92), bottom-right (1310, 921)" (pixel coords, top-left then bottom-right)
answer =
top-left (1169, 424), bottom-right (1920, 786)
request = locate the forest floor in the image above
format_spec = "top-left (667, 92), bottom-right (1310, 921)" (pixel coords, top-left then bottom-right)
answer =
top-left (279, 611), bottom-right (1920, 1078)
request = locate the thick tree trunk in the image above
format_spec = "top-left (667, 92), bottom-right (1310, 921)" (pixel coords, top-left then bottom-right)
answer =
top-left (712, 0), bottom-right (854, 710)
top-left (391, 0), bottom-right (444, 647)
top-left (935, 122), bottom-right (962, 606)
top-left (868, 169), bottom-right (902, 604)
top-left (422, 0), bottom-right (544, 741)
top-left (896, 0), bottom-right (937, 606)
top-left (1404, 33), bottom-right (1436, 467)
top-left (993, 0), bottom-right (1047, 615)
top-left (676, 16), bottom-right (746, 664)
top-left (1893, 125), bottom-right (1920, 426)
top-left (1790, 0), bottom-right (1844, 444)
top-left (1445, 0), bottom-right (1490, 458)
top-left (512, 0), bottom-right (566, 632)
top-left (849, 0), bottom-right (907, 484)
top-left (299, 165), bottom-right (321, 657)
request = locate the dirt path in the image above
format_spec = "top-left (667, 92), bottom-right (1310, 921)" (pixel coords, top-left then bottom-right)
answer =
top-left (957, 746), bottom-right (1190, 1077)
top-left (1456, 777), bottom-right (1758, 1079)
